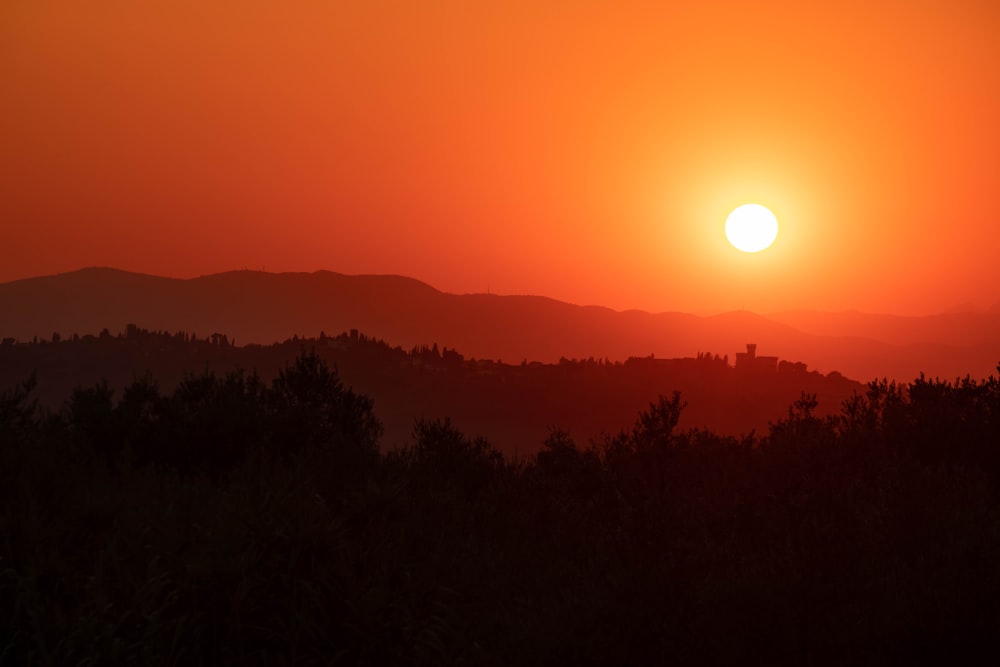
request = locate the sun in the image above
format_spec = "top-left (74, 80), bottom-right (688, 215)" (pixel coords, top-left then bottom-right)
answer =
top-left (725, 204), bottom-right (778, 253)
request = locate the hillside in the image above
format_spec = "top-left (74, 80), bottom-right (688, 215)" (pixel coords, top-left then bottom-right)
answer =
top-left (0, 327), bottom-right (864, 453)
top-left (1, 268), bottom-right (996, 381)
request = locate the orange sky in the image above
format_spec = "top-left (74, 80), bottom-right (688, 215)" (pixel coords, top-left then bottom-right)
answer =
top-left (2, 0), bottom-right (998, 315)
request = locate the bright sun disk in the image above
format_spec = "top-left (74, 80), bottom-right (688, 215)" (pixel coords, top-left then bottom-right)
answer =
top-left (725, 204), bottom-right (778, 253)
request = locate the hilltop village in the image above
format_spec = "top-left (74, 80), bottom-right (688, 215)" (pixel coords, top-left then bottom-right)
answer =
top-left (623, 342), bottom-right (808, 375)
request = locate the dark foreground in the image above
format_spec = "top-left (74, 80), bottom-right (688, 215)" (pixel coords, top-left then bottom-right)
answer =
top-left (2, 353), bottom-right (1000, 665)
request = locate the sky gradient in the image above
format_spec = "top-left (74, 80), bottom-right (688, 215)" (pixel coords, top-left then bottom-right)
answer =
top-left (2, 0), bottom-right (998, 315)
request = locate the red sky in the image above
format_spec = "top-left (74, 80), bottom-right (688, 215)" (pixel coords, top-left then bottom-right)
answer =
top-left (2, 0), bottom-right (998, 315)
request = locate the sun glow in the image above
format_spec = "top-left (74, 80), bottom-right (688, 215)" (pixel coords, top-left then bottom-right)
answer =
top-left (725, 204), bottom-right (778, 253)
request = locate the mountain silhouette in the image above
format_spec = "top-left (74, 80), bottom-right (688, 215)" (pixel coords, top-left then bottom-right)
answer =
top-left (1, 267), bottom-right (996, 381)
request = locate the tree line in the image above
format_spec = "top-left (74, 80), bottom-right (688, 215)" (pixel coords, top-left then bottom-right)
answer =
top-left (0, 325), bottom-right (864, 448)
top-left (2, 352), bottom-right (999, 664)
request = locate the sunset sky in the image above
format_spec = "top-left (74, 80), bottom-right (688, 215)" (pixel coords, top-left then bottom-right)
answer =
top-left (2, 0), bottom-right (997, 315)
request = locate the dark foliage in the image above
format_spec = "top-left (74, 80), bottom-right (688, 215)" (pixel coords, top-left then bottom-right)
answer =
top-left (2, 357), bottom-right (1000, 664)
top-left (0, 325), bottom-right (865, 451)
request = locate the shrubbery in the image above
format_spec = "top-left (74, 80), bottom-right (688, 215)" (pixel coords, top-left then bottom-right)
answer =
top-left (2, 356), bottom-right (1000, 664)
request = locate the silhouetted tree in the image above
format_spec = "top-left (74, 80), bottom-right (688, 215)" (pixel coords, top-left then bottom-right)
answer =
top-left (267, 350), bottom-right (381, 470)
top-left (408, 417), bottom-right (503, 495)
top-left (534, 427), bottom-right (602, 502)
top-left (66, 380), bottom-right (117, 467)
top-left (0, 374), bottom-right (38, 444)
top-left (633, 391), bottom-right (686, 449)
top-left (115, 373), bottom-right (162, 469)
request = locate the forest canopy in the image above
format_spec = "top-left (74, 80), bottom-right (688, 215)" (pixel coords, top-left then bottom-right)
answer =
top-left (2, 350), bottom-right (999, 664)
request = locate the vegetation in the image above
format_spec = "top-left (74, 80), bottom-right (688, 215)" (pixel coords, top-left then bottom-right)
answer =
top-left (2, 351), bottom-right (999, 665)
top-left (0, 326), bottom-right (864, 452)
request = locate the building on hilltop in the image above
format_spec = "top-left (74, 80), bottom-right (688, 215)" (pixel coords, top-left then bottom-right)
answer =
top-left (734, 343), bottom-right (778, 373)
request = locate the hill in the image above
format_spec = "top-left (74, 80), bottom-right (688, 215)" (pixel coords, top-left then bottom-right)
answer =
top-left (1, 267), bottom-right (996, 381)
top-left (0, 327), bottom-right (864, 454)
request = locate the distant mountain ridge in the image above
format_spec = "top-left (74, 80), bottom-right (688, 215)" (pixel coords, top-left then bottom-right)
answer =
top-left (768, 308), bottom-right (1000, 349)
top-left (1, 267), bottom-right (997, 382)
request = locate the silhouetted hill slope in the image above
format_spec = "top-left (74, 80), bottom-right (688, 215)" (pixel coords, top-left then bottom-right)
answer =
top-left (0, 328), bottom-right (864, 453)
top-left (1, 268), bottom-right (996, 381)
top-left (769, 308), bottom-right (1000, 349)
